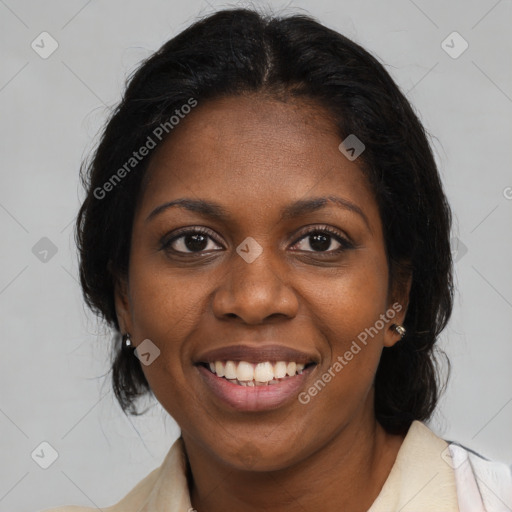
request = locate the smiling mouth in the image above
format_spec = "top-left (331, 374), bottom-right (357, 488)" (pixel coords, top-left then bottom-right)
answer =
top-left (198, 360), bottom-right (317, 386)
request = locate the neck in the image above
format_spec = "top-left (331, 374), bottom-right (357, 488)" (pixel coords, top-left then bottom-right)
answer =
top-left (182, 409), bottom-right (406, 512)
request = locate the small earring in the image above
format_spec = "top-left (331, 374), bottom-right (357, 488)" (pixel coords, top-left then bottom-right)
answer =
top-left (392, 324), bottom-right (406, 338)
top-left (122, 333), bottom-right (133, 349)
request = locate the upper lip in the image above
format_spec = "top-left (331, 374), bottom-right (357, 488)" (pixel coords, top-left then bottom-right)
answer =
top-left (194, 344), bottom-right (319, 365)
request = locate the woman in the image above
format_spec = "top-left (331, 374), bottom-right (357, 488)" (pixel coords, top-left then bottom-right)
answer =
top-left (43, 7), bottom-right (511, 512)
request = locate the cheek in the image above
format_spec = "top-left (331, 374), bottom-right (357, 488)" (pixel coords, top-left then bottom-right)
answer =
top-left (304, 252), bottom-right (389, 393)
top-left (312, 253), bottom-right (389, 344)
top-left (125, 251), bottom-right (206, 405)
top-left (127, 273), bottom-right (203, 426)
top-left (127, 245), bottom-right (207, 339)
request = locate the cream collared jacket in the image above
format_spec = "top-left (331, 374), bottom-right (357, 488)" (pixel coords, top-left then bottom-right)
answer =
top-left (41, 421), bottom-right (512, 512)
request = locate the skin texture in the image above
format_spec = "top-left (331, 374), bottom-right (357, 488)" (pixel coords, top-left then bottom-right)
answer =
top-left (115, 94), bottom-right (411, 511)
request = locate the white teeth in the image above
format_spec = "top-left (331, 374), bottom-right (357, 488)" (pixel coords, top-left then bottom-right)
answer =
top-left (205, 359), bottom-right (311, 384)
top-left (237, 361), bottom-right (254, 382)
top-left (286, 362), bottom-right (297, 376)
top-left (254, 362), bottom-right (274, 383)
top-left (274, 361), bottom-right (288, 379)
top-left (215, 361), bottom-right (225, 377)
top-left (224, 360), bottom-right (237, 379)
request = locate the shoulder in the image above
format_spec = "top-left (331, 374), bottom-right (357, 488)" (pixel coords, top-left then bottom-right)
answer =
top-left (446, 440), bottom-right (512, 509)
top-left (407, 422), bottom-right (512, 508)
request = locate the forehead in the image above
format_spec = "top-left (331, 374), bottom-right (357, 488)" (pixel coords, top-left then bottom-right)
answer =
top-left (138, 94), bottom-right (379, 226)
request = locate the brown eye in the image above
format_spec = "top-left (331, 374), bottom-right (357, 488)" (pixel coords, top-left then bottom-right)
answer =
top-left (292, 226), bottom-right (353, 253)
top-left (161, 228), bottom-right (223, 254)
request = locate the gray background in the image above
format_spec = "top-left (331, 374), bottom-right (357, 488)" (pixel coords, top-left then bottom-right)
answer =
top-left (1, 0), bottom-right (511, 510)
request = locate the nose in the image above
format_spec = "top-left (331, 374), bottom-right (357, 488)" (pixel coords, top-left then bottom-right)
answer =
top-left (211, 244), bottom-right (299, 325)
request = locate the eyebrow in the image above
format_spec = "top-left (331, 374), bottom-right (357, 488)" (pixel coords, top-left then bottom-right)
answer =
top-left (145, 195), bottom-right (370, 229)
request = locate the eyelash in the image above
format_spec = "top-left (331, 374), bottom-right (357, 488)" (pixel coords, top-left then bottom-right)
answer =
top-left (160, 225), bottom-right (354, 256)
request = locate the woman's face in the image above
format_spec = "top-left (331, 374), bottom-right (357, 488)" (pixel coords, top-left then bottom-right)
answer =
top-left (115, 94), bottom-right (407, 470)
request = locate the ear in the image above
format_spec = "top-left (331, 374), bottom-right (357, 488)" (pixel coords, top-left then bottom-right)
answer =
top-left (113, 273), bottom-right (133, 335)
top-left (383, 263), bottom-right (412, 348)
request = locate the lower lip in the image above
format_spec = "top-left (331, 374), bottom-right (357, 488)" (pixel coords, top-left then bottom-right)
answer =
top-left (196, 364), bottom-right (315, 412)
